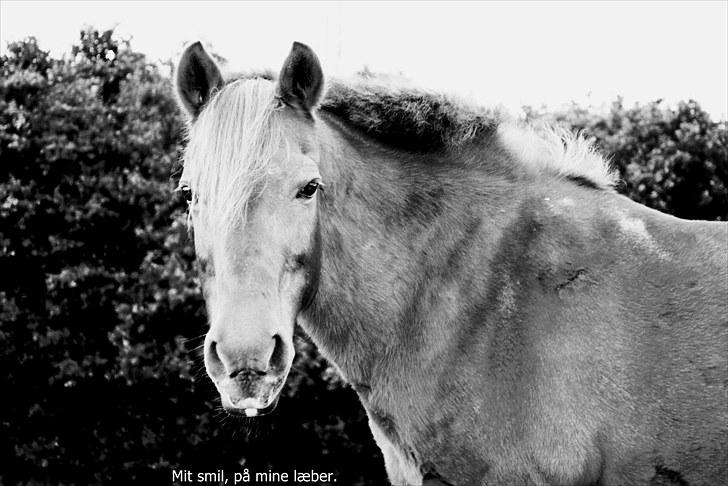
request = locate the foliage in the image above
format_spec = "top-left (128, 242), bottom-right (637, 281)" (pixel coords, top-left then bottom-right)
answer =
top-left (1, 29), bottom-right (726, 485)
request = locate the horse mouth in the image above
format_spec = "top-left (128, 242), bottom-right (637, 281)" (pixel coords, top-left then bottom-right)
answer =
top-left (217, 374), bottom-right (285, 418)
top-left (223, 395), bottom-right (280, 418)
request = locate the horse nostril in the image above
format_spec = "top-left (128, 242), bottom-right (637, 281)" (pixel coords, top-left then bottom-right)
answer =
top-left (269, 334), bottom-right (286, 372)
top-left (205, 339), bottom-right (225, 379)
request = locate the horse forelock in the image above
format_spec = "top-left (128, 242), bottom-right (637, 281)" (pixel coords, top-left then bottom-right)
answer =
top-left (182, 78), bottom-right (285, 237)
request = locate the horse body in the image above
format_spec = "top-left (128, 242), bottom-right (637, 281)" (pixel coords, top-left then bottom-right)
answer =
top-left (302, 115), bottom-right (727, 485)
top-left (174, 42), bottom-right (727, 485)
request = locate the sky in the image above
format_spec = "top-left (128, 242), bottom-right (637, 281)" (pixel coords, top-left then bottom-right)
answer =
top-left (1, 1), bottom-right (727, 120)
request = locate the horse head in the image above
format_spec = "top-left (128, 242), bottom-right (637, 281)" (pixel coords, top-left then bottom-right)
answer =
top-left (175, 42), bottom-right (325, 417)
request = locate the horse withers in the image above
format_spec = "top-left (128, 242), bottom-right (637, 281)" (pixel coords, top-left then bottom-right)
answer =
top-left (174, 41), bottom-right (728, 485)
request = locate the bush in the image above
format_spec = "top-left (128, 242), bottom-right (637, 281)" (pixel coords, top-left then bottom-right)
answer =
top-left (1, 29), bottom-right (725, 485)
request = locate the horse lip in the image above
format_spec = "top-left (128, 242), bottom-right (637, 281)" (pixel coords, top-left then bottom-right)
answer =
top-left (217, 375), bottom-right (285, 417)
top-left (223, 395), bottom-right (280, 417)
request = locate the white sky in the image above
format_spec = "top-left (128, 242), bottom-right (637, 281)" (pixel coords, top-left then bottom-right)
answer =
top-left (1, 1), bottom-right (727, 120)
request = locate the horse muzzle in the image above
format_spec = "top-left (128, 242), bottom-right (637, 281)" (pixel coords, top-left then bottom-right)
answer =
top-left (216, 371), bottom-right (285, 417)
top-left (204, 332), bottom-right (292, 417)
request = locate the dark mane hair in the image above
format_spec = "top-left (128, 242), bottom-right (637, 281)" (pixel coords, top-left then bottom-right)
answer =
top-left (320, 79), bottom-right (500, 153)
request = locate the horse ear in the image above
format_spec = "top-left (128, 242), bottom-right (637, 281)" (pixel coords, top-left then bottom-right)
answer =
top-left (277, 42), bottom-right (324, 113)
top-left (176, 42), bottom-right (224, 118)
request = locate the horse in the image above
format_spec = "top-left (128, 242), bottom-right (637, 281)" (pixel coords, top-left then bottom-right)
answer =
top-left (173, 41), bottom-right (728, 485)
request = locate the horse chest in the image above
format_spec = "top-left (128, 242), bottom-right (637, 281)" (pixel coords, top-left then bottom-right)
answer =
top-left (367, 413), bottom-right (424, 486)
top-left (364, 403), bottom-right (460, 485)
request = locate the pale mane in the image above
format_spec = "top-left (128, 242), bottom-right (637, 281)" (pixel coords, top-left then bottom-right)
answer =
top-left (497, 122), bottom-right (617, 189)
top-left (181, 78), bottom-right (283, 233)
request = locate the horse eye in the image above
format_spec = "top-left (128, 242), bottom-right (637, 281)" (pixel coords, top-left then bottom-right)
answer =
top-left (178, 184), bottom-right (193, 203)
top-left (297, 180), bottom-right (320, 199)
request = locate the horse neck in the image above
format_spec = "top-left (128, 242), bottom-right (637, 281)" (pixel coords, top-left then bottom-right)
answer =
top-left (301, 113), bottom-right (524, 386)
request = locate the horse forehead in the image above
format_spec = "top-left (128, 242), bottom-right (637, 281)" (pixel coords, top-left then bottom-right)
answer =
top-left (270, 127), bottom-right (321, 179)
top-left (279, 110), bottom-right (318, 149)
top-left (266, 148), bottom-right (318, 184)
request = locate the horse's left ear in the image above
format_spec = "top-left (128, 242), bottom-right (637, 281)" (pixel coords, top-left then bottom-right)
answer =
top-left (277, 42), bottom-right (324, 114)
top-left (176, 42), bottom-right (224, 118)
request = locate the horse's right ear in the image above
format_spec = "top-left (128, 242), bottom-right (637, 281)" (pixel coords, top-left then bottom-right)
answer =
top-left (175, 42), bottom-right (224, 118)
top-left (277, 42), bottom-right (324, 114)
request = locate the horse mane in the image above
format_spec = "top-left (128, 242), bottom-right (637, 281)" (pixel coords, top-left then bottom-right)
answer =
top-left (222, 71), bottom-right (617, 190)
top-left (321, 79), bottom-right (499, 153)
